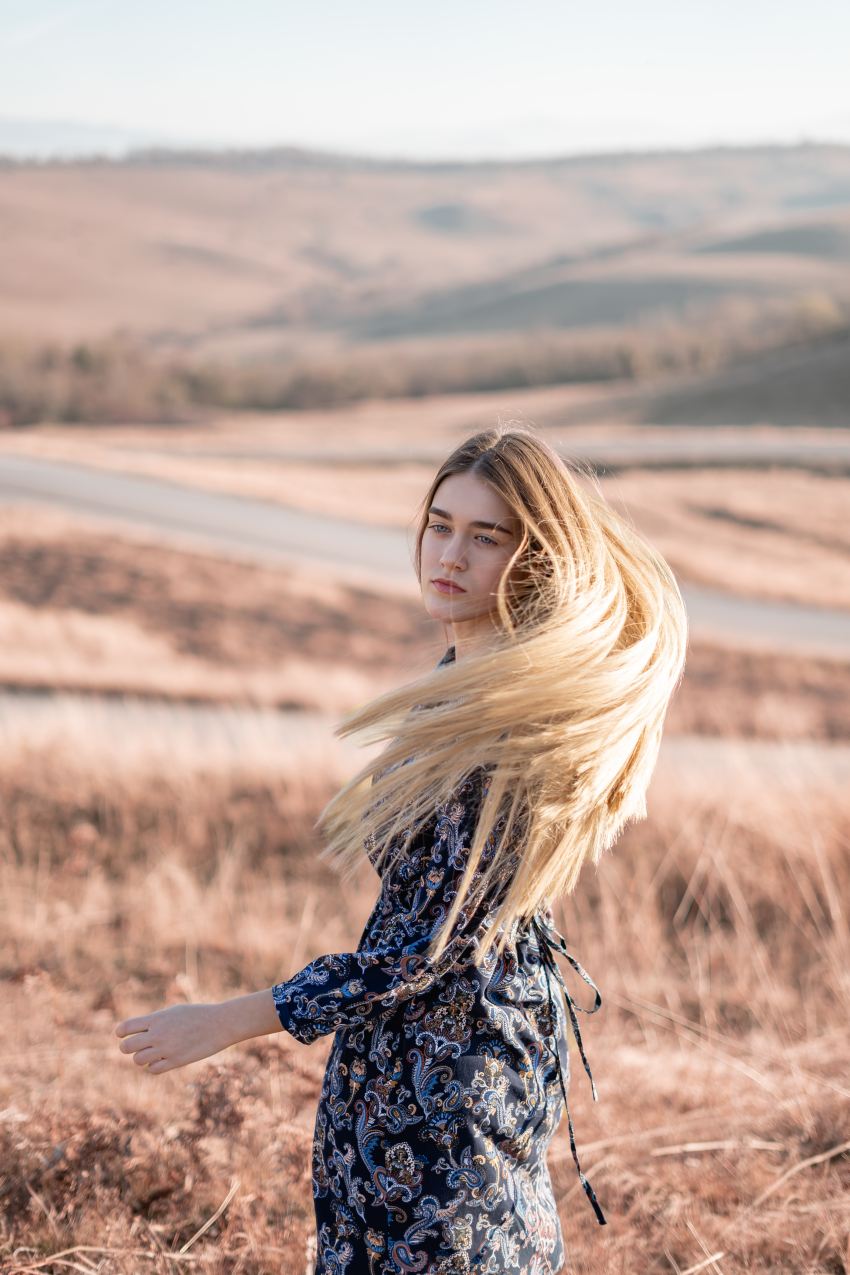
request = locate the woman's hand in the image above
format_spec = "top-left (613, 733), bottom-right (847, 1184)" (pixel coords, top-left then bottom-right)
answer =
top-left (115, 990), bottom-right (283, 1074)
top-left (114, 1002), bottom-right (234, 1074)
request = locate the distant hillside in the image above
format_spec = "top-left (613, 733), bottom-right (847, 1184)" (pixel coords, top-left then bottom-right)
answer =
top-left (3, 141), bottom-right (850, 429)
top-left (695, 221), bottom-right (850, 261)
top-left (1, 141), bottom-right (850, 359)
top-left (638, 332), bottom-right (850, 428)
top-left (532, 329), bottom-right (850, 431)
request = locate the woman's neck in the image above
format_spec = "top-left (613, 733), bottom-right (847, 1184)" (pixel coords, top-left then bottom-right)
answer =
top-left (443, 611), bottom-right (504, 662)
top-left (448, 637), bottom-right (487, 663)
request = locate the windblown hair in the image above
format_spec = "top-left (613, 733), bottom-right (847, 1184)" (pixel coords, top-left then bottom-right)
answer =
top-left (315, 424), bottom-right (688, 968)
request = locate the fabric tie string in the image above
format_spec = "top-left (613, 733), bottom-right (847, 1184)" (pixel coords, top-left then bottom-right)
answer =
top-left (530, 912), bottom-right (607, 1227)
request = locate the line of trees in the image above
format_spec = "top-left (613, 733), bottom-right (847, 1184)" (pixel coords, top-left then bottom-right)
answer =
top-left (1, 290), bottom-right (847, 427)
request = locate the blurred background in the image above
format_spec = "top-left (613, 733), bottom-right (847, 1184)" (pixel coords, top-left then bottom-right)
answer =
top-left (1, 3), bottom-right (849, 1272)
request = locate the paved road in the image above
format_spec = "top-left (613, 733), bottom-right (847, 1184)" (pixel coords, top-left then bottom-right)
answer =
top-left (1, 453), bottom-right (848, 658)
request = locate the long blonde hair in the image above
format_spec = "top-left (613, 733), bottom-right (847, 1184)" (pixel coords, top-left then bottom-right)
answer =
top-left (315, 424), bottom-right (688, 967)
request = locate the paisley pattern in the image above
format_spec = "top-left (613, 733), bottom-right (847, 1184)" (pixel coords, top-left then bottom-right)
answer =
top-left (272, 645), bottom-right (606, 1273)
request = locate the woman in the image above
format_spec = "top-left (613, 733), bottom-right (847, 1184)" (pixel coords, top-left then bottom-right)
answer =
top-left (115, 425), bottom-right (688, 1273)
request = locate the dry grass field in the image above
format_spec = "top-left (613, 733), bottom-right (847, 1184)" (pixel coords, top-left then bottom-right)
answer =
top-left (0, 484), bottom-right (849, 1273)
top-left (2, 686), bottom-right (848, 1273)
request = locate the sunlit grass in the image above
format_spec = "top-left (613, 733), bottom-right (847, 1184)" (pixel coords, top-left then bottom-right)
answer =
top-left (2, 734), bottom-right (848, 1272)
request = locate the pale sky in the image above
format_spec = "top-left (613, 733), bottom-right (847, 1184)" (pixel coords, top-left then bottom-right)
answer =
top-left (2, 0), bottom-right (849, 159)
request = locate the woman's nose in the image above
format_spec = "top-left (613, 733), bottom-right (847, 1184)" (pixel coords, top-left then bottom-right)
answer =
top-left (440, 545), bottom-right (465, 571)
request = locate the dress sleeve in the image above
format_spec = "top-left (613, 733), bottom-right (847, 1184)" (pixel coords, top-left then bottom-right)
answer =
top-left (271, 769), bottom-right (506, 1044)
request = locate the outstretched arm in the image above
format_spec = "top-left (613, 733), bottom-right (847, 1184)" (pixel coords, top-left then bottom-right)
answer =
top-left (115, 769), bottom-right (504, 1072)
top-left (114, 989), bottom-right (283, 1074)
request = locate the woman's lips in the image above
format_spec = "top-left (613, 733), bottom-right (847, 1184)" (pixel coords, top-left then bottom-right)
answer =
top-left (432, 579), bottom-right (466, 594)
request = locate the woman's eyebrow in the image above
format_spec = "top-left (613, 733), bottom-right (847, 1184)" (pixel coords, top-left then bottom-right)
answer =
top-left (427, 506), bottom-right (513, 534)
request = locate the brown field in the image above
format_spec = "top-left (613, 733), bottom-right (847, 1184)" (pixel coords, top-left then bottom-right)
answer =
top-left (2, 141), bottom-right (850, 1273)
top-left (2, 713), bottom-right (848, 1273)
top-left (0, 488), bottom-right (849, 1272)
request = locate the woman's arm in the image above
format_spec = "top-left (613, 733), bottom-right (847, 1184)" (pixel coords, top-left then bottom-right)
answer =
top-left (114, 988), bottom-right (283, 1074)
top-left (115, 770), bottom-right (504, 1071)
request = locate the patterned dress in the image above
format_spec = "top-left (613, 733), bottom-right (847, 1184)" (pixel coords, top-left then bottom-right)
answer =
top-left (272, 645), bottom-right (607, 1274)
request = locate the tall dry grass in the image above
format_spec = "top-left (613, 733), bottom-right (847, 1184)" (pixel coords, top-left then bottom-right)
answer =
top-left (2, 732), bottom-right (848, 1273)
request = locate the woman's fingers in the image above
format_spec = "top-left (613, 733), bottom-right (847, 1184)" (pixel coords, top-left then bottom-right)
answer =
top-left (114, 1012), bottom-right (179, 1072)
top-left (133, 1045), bottom-right (165, 1067)
top-left (114, 1003), bottom-right (227, 1072)
top-left (115, 1026), bottom-right (171, 1069)
top-left (115, 1017), bottom-right (148, 1038)
top-left (118, 1030), bottom-right (150, 1054)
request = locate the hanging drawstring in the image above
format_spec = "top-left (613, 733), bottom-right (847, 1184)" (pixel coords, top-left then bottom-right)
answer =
top-left (531, 912), bottom-right (607, 1226)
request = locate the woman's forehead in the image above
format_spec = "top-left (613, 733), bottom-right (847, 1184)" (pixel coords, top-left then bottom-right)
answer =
top-left (433, 471), bottom-right (520, 528)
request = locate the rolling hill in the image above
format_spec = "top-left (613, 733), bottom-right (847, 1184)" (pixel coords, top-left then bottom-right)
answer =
top-left (0, 141), bottom-right (849, 357)
top-left (1, 141), bottom-right (850, 428)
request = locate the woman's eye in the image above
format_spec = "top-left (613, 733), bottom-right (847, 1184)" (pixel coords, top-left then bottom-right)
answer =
top-left (429, 523), bottom-right (497, 546)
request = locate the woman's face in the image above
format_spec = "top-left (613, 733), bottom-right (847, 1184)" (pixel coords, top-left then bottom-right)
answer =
top-left (419, 470), bottom-right (521, 637)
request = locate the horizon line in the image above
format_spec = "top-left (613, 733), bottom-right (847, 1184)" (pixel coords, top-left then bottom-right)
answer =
top-left (1, 133), bottom-right (848, 170)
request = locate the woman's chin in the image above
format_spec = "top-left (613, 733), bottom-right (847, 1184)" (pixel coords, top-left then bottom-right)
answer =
top-left (424, 601), bottom-right (455, 622)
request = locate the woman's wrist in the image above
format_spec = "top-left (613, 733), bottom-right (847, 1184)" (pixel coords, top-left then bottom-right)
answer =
top-left (213, 988), bottom-right (284, 1047)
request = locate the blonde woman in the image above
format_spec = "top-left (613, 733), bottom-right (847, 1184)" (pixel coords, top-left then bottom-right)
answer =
top-left (116, 425), bottom-right (687, 1273)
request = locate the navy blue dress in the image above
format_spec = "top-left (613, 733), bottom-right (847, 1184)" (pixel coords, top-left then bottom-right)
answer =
top-left (272, 645), bottom-right (606, 1274)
